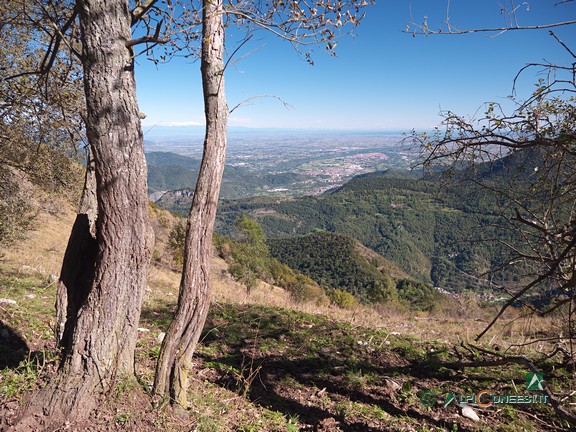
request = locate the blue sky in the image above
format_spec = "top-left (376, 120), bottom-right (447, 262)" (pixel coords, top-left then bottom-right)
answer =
top-left (136, 1), bottom-right (575, 133)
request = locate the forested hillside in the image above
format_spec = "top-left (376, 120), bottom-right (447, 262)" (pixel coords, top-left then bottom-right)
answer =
top-left (217, 173), bottom-right (522, 292)
top-left (269, 232), bottom-right (397, 301)
top-left (269, 232), bottom-right (445, 310)
top-left (150, 148), bottom-right (547, 295)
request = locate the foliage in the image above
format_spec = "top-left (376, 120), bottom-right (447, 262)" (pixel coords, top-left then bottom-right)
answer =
top-left (219, 174), bottom-right (519, 293)
top-left (0, 173), bottom-right (34, 244)
top-left (167, 219), bottom-right (187, 266)
top-left (396, 279), bottom-right (443, 312)
top-left (225, 215), bottom-right (271, 291)
top-left (235, 215), bottom-right (269, 257)
top-left (330, 288), bottom-right (357, 309)
top-left (269, 232), bottom-right (398, 303)
top-left (134, 0), bottom-right (375, 64)
top-left (215, 217), bottom-right (326, 303)
top-left (0, 351), bottom-right (56, 399)
top-left (0, 1), bottom-right (84, 244)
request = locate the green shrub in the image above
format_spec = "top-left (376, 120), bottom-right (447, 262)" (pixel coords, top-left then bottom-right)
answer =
top-left (368, 274), bottom-right (397, 304)
top-left (290, 279), bottom-right (328, 304)
top-left (167, 219), bottom-right (186, 266)
top-left (331, 289), bottom-right (357, 309)
top-left (217, 216), bottom-right (328, 302)
top-left (396, 279), bottom-right (442, 311)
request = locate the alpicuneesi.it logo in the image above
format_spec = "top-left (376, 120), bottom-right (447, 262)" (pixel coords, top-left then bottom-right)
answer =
top-left (419, 372), bottom-right (548, 408)
top-left (526, 372), bottom-right (544, 391)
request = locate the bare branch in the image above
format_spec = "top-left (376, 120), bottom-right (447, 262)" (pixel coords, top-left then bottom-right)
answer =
top-left (549, 30), bottom-right (576, 59)
top-left (407, 20), bottom-right (576, 36)
top-left (441, 346), bottom-right (576, 426)
top-left (223, 33), bottom-right (255, 73)
top-left (477, 232), bottom-right (576, 340)
top-left (126, 19), bottom-right (168, 47)
top-left (229, 94), bottom-right (294, 114)
top-left (131, 0), bottom-right (159, 27)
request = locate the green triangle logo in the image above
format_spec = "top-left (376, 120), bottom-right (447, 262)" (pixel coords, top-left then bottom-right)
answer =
top-left (526, 372), bottom-right (544, 391)
top-left (443, 391), bottom-right (456, 408)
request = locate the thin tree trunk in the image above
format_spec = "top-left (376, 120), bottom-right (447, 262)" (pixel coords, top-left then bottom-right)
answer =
top-left (153, 0), bottom-right (228, 408)
top-left (14, 0), bottom-right (152, 427)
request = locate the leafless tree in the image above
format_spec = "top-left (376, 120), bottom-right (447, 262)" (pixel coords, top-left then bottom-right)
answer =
top-left (411, 1), bottom-right (576, 425)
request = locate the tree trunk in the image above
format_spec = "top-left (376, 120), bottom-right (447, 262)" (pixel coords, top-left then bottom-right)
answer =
top-left (14, 0), bottom-right (152, 427)
top-left (153, 0), bottom-right (228, 408)
top-left (55, 148), bottom-right (97, 351)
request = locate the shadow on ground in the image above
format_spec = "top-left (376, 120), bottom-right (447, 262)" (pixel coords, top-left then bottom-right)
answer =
top-left (0, 321), bottom-right (29, 369)
top-left (194, 303), bottom-right (472, 431)
top-left (140, 301), bottom-right (566, 431)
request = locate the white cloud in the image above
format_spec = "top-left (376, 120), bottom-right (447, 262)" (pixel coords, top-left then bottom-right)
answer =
top-left (228, 116), bottom-right (254, 126)
top-left (141, 120), bottom-right (205, 127)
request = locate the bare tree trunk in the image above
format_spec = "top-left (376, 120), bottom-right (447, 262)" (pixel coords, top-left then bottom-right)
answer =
top-left (153, 0), bottom-right (228, 408)
top-left (13, 0), bottom-right (152, 427)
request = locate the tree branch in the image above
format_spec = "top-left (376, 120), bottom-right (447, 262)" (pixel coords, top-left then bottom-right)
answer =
top-left (229, 94), bottom-right (294, 114)
top-left (131, 0), bottom-right (159, 27)
top-left (126, 20), bottom-right (168, 47)
top-left (550, 31), bottom-right (576, 59)
top-left (407, 20), bottom-right (576, 36)
top-left (441, 345), bottom-right (576, 426)
top-left (477, 234), bottom-right (576, 340)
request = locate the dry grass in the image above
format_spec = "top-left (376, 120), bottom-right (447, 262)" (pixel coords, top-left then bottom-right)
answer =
top-left (1, 202), bottom-right (560, 358)
top-left (2, 203), bottom-right (572, 432)
top-left (207, 251), bottom-right (558, 353)
top-left (1, 206), bottom-right (75, 276)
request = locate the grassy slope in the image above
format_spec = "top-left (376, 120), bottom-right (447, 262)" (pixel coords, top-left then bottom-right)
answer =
top-left (0, 204), bottom-right (573, 431)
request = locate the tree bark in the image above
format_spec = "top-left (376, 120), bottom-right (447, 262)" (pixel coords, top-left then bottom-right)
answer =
top-left (55, 148), bottom-right (97, 352)
top-left (153, 0), bottom-right (228, 408)
top-left (14, 0), bottom-right (152, 427)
